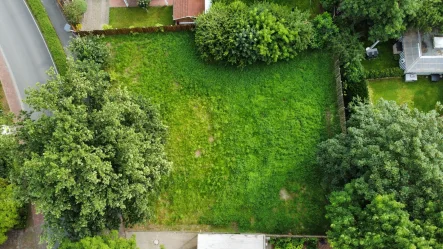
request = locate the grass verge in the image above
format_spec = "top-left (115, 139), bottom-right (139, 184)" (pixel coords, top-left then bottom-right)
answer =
top-left (25, 0), bottom-right (67, 75)
top-left (104, 32), bottom-right (339, 234)
top-left (109, 7), bottom-right (173, 28)
top-left (368, 77), bottom-right (443, 112)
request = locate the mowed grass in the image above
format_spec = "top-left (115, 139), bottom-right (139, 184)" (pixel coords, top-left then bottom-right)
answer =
top-left (361, 41), bottom-right (398, 71)
top-left (109, 7), bottom-right (173, 28)
top-left (104, 32), bottom-right (338, 234)
top-left (369, 77), bottom-right (443, 112)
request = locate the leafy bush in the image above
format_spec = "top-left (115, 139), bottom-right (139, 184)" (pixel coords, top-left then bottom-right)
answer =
top-left (64, 0), bottom-right (87, 24)
top-left (195, 1), bottom-right (313, 66)
top-left (270, 238), bottom-right (318, 249)
top-left (60, 230), bottom-right (138, 249)
top-left (364, 67), bottom-right (404, 79)
top-left (68, 36), bottom-right (110, 68)
top-left (311, 13), bottom-right (339, 49)
top-left (26, 0), bottom-right (68, 75)
top-left (0, 179), bottom-right (19, 245)
top-left (138, 0), bottom-right (151, 8)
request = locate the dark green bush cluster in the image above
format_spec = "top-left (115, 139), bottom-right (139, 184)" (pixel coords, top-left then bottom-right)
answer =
top-left (64, 0), bottom-right (87, 24)
top-left (138, 0), bottom-right (151, 8)
top-left (195, 1), bottom-right (313, 66)
top-left (270, 238), bottom-right (318, 249)
top-left (26, 0), bottom-right (68, 75)
top-left (365, 67), bottom-right (404, 79)
top-left (68, 36), bottom-right (110, 68)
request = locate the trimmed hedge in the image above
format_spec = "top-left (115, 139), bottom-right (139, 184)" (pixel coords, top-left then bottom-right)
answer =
top-left (25, 0), bottom-right (68, 75)
top-left (365, 67), bottom-right (404, 79)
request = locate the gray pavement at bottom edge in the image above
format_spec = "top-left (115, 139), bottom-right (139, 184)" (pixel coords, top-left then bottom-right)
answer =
top-left (0, 0), bottom-right (55, 111)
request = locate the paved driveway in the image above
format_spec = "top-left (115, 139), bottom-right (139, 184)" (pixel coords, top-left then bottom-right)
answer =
top-left (82, 0), bottom-right (110, 30)
top-left (0, 0), bottom-right (54, 111)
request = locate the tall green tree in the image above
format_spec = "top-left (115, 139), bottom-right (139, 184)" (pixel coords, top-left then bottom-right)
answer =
top-left (321, 0), bottom-right (421, 41)
top-left (319, 100), bottom-right (443, 247)
top-left (412, 0), bottom-right (443, 32)
top-left (60, 230), bottom-right (138, 249)
top-left (14, 57), bottom-right (171, 246)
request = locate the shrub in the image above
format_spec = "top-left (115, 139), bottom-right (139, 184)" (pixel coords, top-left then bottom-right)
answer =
top-left (364, 67), bottom-right (404, 79)
top-left (138, 0), bottom-right (151, 8)
top-left (311, 13), bottom-right (339, 49)
top-left (0, 179), bottom-right (20, 245)
top-left (64, 0), bottom-right (87, 24)
top-left (68, 36), bottom-right (110, 68)
top-left (195, 1), bottom-right (313, 66)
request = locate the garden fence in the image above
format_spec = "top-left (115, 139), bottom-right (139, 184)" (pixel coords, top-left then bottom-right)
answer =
top-left (76, 25), bottom-right (195, 37)
top-left (334, 58), bottom-right (347, 133)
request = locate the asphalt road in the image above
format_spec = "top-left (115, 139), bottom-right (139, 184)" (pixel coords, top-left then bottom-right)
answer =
top-left (0, 0), bottom-right (55, 110)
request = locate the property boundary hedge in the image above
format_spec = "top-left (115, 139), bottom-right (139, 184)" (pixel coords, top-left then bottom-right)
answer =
top-left (365, 67), bottom-right (404, 79)
top-left (77, 25), bottom-right (195, 36)
top-left (26, 0), bottom-right (68, 75)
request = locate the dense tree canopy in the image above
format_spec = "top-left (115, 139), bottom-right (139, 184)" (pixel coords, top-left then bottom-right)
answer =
top-left (14, 40), bottom-right (171, 246)
top-left (60, 231), bottom-right (138, 249)
top-left (195, 1), bottom-right (313, 66)
top-left (412, 0), bottom-right (443, 32)
top-left (318, 100), bottom-right (443, 248)
top-left (321, 0), bottom-right (422, 41)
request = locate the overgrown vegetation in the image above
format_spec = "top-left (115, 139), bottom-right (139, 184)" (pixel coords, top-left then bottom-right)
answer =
top-left (14, 37), bottom-right (170, 247)
top-left (103, 32), bottom-right (339, 234)
top-left (64, 0), bottom-right (87, 24)
top-left (195, 1), bottom-right (313, 67)
top-left (0, 178), bottom-right (20, 245)
top-left (109, 7), bottom-right (173, 28)
top-left (319, 100), bottom-right (443, 248)
top-left (0, 112), bottom-right (20, 246)
top-left (60, 230), bottom-right (138, 249)
top-left (215, 0), bottom-right (321, 15)
top-left (270, 237), bottom-right (318, 249)
top-left (368, 77), bottom-right (443, 112)
top-left (25, 0), bottom-right (68, 75)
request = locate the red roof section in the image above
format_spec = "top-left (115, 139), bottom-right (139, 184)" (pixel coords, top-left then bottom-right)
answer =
top-left (173, 0), bottom-right (204, 20)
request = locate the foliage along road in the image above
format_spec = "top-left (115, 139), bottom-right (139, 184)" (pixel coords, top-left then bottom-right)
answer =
top-left (0, 0), bottom-right (55, 111)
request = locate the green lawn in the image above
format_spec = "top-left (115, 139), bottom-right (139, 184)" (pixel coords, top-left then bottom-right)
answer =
top-left (103, 32), bottom-right (338, 234)
top-left (109, 7), bottom-right (173, 28)
top-left (369, 77), bottom-right (443, 112)
top-left (361, 41), bottom-right (398, 71)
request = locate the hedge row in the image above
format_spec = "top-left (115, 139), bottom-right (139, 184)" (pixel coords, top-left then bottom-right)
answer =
top-left (25, 0), bottom-right (67, 75)
top-left (365, 67), bottom-right (404, 79)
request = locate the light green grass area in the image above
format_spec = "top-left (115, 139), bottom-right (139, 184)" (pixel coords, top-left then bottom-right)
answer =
top-left (26, 0), bottom-right (67, 75)
top-left (361, 41), bottom-right (398, 71)
top-left (104, 32), bottom-right (338, 234)
top-left (109, 7), bottom-right (173, 28)
top-left (369, 77), bottom-right (443, 112)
